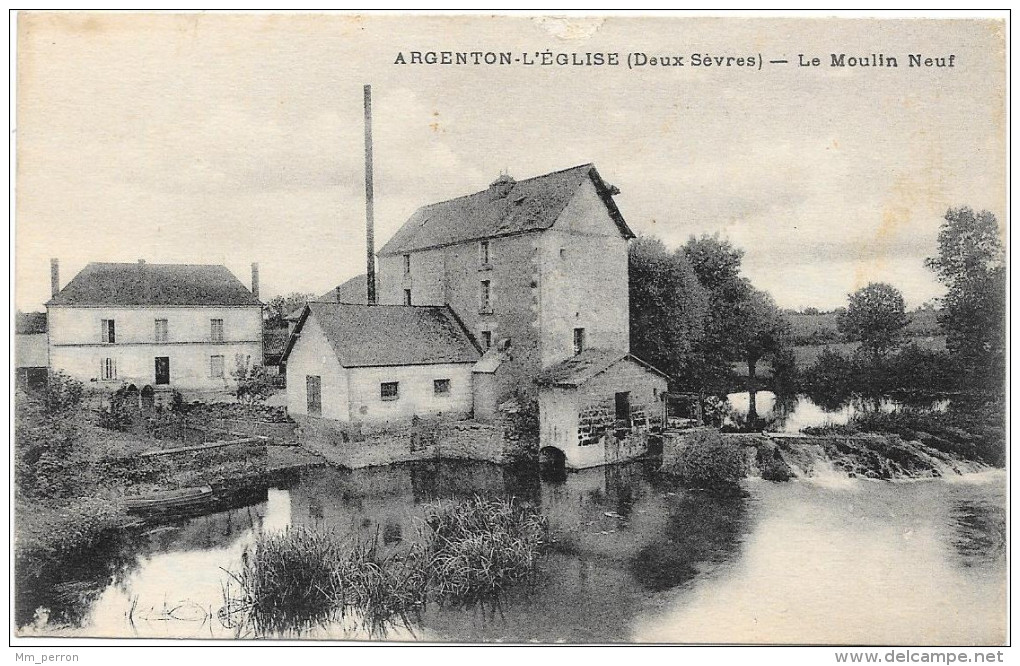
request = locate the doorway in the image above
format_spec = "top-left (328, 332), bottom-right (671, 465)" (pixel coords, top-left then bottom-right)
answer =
top-left (155, 357), bottom-right (170, 385)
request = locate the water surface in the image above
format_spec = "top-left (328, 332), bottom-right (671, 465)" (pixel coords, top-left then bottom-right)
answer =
top-left (17, 461), bottom-right (1005, 644)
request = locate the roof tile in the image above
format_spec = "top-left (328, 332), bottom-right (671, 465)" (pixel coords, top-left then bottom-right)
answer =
top-left (47, 263), bottom-right (261, 307)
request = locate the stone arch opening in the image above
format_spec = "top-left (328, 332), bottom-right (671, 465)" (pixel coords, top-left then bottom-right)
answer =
top-left (539, 446), bottom-right (567, 482)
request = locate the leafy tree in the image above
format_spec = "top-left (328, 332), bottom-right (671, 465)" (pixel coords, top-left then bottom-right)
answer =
top-left (681, 234), bottom-right (754, 391)
top-left (265, 292), bottom-right (317, 327)
top-left (733, 288), bottom-right (789, 380)
top-left (836, 282), bottom-right (908, 357)
top-left (628, 236), bottom-right (709, 386)
top-left (926, 207), bottom-right (1005, 390)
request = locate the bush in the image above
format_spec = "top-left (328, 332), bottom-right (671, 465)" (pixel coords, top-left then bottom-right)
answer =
top-left (802, 344), bottom-right (961, 401)
top-left (670, 429), bottom-right (745, 491)
top-left (15, 393), bottom-right (93, 499)
top-left (43, 371), bottom-right (83, 414)
top-left (232, 355), bottom-right (273, 405)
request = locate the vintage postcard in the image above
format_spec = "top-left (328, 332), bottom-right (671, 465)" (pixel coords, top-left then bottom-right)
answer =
top-left (12, 12), bottom-right (1007, 648)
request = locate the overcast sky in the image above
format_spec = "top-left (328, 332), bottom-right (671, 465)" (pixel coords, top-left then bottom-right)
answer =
top-left (16, 14), bottom-right (1006, 311)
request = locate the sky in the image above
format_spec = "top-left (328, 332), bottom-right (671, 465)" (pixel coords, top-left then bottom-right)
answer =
top-left (15, 13), bottom-right (1006, 311)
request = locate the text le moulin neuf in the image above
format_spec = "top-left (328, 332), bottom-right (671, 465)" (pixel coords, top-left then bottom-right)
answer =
top-left (393, 51), bottom-right (957, 70)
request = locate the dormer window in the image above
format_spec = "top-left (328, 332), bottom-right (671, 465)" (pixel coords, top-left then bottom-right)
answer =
top-left (479, 240), bottom-right (491, 267)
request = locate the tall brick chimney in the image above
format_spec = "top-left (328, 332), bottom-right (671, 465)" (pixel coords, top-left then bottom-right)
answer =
top-left (251, 262), bottom-right (260, 300)
top-left (50, 258), bottom-right (59, 297)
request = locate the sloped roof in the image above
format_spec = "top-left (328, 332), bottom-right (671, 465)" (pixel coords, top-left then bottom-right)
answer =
top-left (282, 302), bottom-right (480, 368)
top-left (317, 274), bottom-right (369, 304)
top-left (16, 311), bottom-right (47, 334)
top-left (536, 348), bottom-right (669, 388)
top-left (47, 263), bottom-right (261, 307)
top-left (378, 164), bottom-right (632, 256)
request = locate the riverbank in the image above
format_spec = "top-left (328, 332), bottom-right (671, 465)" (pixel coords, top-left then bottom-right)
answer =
top-left (14, 391), bottom-right (323, 570)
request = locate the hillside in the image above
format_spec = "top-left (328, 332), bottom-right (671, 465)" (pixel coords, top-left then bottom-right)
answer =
top-left (785, 309), bottom-right (940, 345)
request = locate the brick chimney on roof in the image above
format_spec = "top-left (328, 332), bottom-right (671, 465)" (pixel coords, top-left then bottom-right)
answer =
top-left (251, 262), bottom-right (260, 300)
top-left (50, 258), bottom-right (59, 297)
top-left (489, 173), bottom-right (515, 199)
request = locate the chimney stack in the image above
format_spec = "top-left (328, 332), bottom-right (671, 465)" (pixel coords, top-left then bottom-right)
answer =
top-left (364, 84), bottom-right (377, 305)
top-left (50, 258), bottom-right (59, 297)
top-left (251, 262), bottom-right (260, 300)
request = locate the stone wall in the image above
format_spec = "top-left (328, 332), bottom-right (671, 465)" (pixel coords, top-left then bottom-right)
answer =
top-left (293, 414), bottom-right (508, 469)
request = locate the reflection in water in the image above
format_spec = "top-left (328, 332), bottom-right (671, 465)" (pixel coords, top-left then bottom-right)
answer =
top-left (16, 461), bottom-right (1006, 644)
top-left (725, 391), bottom-right (950, 434)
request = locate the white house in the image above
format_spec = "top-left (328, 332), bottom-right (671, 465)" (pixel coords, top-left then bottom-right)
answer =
top-left (536, 349), bottom-right (668, 469)
top-left (46, 259), bottom-right (263, 392)
top-left (281, 302), bottom-right (481, 430)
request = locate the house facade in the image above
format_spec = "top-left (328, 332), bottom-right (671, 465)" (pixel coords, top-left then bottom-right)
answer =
top-left (282, 302), bottom-right (480, 430)
top-left (46, 260), bottom-right (263, 392)
top-left (15, 311), bottom-right (48, 391)
top-left (376, 164), bottom-right (632, 404)
top-left (537, 349), bottom-right (668, 469)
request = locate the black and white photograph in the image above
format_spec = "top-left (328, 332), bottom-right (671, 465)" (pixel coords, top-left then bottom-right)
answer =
top-left (10, 11), bottom-right (1008, 652)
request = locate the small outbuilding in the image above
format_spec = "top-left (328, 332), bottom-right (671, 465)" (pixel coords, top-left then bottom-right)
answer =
top-left (281, 302), bottom-right (481, 431)
top-left (536, 348), bottom-right (668, 469)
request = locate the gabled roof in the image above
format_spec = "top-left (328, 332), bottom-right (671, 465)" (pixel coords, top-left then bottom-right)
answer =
top-left (317, 273), bottom-right (369, 304)
top-left (536, 348), bottom-right (670, 388)
top-left (47, 262), bottom-right (261, 307)
top-left (378, 164), bottom-right (632, 256)
top-left (281, 302), bottom-right (481, 368)
top-left (16, 311), bottom-right (47, 334)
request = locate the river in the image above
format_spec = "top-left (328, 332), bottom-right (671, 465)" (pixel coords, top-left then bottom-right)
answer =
top-left (16, 460), bottom-right (1006, 644)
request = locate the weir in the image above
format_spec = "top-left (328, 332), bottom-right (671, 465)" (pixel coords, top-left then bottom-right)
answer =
top-left (662, 427), bottom-right (986, 482)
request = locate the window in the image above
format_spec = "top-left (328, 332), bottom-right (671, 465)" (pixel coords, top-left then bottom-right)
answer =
top-left (210, 355), bottom-right (225, 378)
top-left (573, 327), bottom-right (586, 355)
top-left (100, 358), bottom-right (117, 380)
top-left (560, 248), bottom-right (567, 260)
top-left (480, 330), bottom-right (492, 350)
top-left (615, 391), bottom-right (631, 424)
top-left (380, 382), bottom-right (399, 401)
top-left (404, 289), bottom-right (412, 306)
top-left (101, 319), bottom-right (116, 344)
top-left (306, 375), bottom-right (321, 416)
top-left (154, 318), bottom-right (168, 342)
top-left (479, 240), bottom-right (490, 266)
top-left (480, 280), bottom-right (491, 312)
top-left (210, 318), bottom-right (224, 342)
top-left (434, 379), bottom-right (451, 396)
top-left (403, 254), bottom-right (411, 274)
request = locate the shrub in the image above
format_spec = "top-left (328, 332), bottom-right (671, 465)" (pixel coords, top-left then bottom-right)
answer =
top-left (232, 355), bottom-right (273, 405)
top-left (670, 429), bottom-right (745, 491)
top-left (15, 393), bottom-right (92, 499)
top-left (43, 371), bottom-right (83, 414)
top-left (97, 391), bottom-right (133, 432)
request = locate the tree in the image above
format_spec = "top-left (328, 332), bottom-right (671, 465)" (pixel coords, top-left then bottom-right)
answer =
top-left (628, 236), bottom-right (709, 387)
top-left (681, 234), bottom-right (753, 391)
top-left (733, 288), bottom-right (789, 380)
top-left (836, 282), bottom-right (908, 357)
top-left (926, 207), bottom-right (1005, 390)
top-left (265, 292), bottom-right (317, 327)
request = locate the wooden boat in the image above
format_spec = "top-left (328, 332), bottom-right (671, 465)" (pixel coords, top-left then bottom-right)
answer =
top-left (125, 485), bottom-right (214, 513)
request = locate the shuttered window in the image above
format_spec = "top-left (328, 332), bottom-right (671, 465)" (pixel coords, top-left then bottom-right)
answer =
top-left (101, 319), bottom-right (116, 343)
top-left (100, 358), bottom-right (117, 380)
